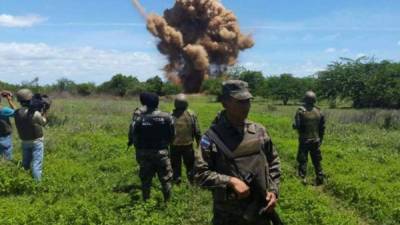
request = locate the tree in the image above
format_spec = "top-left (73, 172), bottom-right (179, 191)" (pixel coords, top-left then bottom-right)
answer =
top-left (145, 76), bottom-right (163, 95)
top-left (98, 74), bottom-right (140, 97)
top-left (76, 83), bottom-right (96, 96)
top-left (238, 70), bottom-right (266, 96)
top-left (266, 74), bottom-right (300, 105)
top-left (55, 78), bottom-right (76, 93)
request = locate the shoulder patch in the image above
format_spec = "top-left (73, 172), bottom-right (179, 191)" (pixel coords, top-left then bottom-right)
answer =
top-left (200, 135), bottom-right (211, 149)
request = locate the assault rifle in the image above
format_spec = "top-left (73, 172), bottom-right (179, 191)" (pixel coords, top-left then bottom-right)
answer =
top-left (206, 129), bottom-right (284, 225)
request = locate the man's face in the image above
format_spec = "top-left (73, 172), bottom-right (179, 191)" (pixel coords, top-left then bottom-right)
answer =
top-left (223, 97), bottom-right (251, 122)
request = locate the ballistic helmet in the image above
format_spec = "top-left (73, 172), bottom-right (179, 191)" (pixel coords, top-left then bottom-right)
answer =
top-left (174, 94), bottom-right (188, 110)
top-left (304, 91), bottom-right (317, 104)
top-left (16, 89), bottom-right (33, 102)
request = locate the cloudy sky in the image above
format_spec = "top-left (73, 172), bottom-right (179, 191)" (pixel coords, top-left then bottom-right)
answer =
top-left (1, 0), bottom-right (399, 84)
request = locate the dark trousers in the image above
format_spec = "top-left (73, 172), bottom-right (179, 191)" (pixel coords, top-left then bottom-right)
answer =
top-left (213, 210), bottom-right (271, 225)
top-left (170, 144), bottom-right (195, 184)
top-left (136, 149), bottom-right (173, 201)
top-left (296, 140), bottom-right (323, 179)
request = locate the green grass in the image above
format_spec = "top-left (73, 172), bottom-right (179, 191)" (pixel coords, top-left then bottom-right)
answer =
top-left (0, 96), bottom-right (398, 224)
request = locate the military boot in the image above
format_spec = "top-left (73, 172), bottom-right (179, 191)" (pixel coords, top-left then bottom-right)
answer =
top-left (315, 173), bottom-right (324, 186)
top-left (163, 190), bottom-right (171, 202)
top-left (142, 189), bottom-right (150, 201)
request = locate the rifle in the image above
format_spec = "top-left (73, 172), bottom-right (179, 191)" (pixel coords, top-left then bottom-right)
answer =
top-left (205, 129), bottom-right (284, 225)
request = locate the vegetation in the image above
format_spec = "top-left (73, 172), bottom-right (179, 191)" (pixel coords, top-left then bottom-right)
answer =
top-left (2, 57), bottom-right (399, 109)
top-left (0, 96), bottom-right (399, 224)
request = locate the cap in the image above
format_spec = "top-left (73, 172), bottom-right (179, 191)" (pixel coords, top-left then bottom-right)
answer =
top-left (222, 80), bottom-right (253, 100)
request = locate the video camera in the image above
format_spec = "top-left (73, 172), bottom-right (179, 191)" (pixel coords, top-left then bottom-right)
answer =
top-left (1, 91), bottom-right (13, 98)
top-left (29, 93), bottom-right (52, 113)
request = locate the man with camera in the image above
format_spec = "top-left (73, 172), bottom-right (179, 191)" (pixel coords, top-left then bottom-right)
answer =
top-left (0, 91), bottom-right (16, 160)
top-left (14, 89), bottom-right (49, 181)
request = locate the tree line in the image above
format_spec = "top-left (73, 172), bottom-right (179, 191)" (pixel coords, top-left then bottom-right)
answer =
top-left (1, 57), bottom-right (399, 108)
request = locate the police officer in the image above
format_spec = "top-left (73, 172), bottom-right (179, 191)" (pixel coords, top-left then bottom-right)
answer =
top-left (0, 91), bottom-right (16, 160)
top-left (170, 94), bottom-right (201, 184)
top-left (293, 91), bottom-right (325, 185)
top-left (129, 92), bottom-right (175, 202)
top-left (194, 80), bottom-right (281, 225)
top-left (14, 89), bottom-right (47, 181)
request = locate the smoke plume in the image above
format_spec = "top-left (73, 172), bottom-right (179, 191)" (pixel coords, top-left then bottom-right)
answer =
top-left (146, 0), bottom-right (254, 93)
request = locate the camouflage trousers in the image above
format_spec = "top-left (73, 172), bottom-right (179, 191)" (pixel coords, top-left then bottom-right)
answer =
top-left (136, 149), bottom-right (173, 201)
top-left (296, 140), bottom-right (324, 179)
top-left (170, 144), bottom-right (195, 184)
top-left (212, 209), bottom-right (271, 225)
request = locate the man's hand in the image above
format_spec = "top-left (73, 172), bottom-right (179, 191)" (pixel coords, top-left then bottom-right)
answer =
top-left (228, 176), bottom-right (250, 199)
top-left (5, 93), bottom-right (16, 110)
top-left (266, 192), bottom-right (278, 212)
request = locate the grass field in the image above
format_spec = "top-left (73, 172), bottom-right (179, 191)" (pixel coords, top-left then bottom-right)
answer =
top-left (0, 96), bottom-right (399, 225)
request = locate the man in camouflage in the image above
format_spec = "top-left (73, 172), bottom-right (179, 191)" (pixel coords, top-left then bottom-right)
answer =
top-left (170, 94), bottom-right (201, 184)
top-left (129, 92), bottom-right (175, 202)
top-left (127, 93), bottom-right (148, 148)
top-left (293, 91), bottom-right (325, 185)
top-left (194, 80), bottom-right (281, 225)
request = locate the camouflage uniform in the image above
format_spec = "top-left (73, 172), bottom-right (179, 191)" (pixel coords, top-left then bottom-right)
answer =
top-left (130, 106), bottom-right (175, 201)
top-left (171, 108), bottom-right (201, 184)
top-left (194, 81), bottom-right (281, 225)
top-left (293, 92), bottom-right (325, 184)
top-left (128, 106), bottom-right (147, 147)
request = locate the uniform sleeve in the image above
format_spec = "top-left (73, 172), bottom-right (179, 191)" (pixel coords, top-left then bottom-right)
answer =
top-left (168, 115), bottom-right (175, 144)
top-left (192, 113), bottom-right (202, 146)
top-left (0, 107), bottom-right (15, 117)
top-left (128, 120), bottom-right (135, 146)
top-left (292, 109), bottom-right (301, 130)
top-left (319, 112), bottom-right (326, 142)
top-left (33, 111), bottom-right (47, 126)
top-left (263, 133), bottom-right (281, 197)
top-left (194, 135), bottom-right (231, 189)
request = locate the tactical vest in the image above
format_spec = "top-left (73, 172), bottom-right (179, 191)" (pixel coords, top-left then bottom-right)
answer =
top-left (14, 108), bottom-right (44, 141)
top-left (172, 110), bottom-right (194, 146)
top-left (299, 107), bottom-right (321, 140)
top-left (134, 111), bottom-right (173, 150)
top-left (0, 117), bottom-right (12, 137)
top-left (209, 123), bottom-right (269, 205)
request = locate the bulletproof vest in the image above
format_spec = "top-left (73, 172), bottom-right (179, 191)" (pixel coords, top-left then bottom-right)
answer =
top-left (0, 117), bottom-right (12, 137)
top-left (299, 107), bottom-right (321, 140)
top-left (210, 123), bottom-right (268, 199)
top-left (14, 108), bottom-right (44, 141)
top-left (172, 110), bottom-right (194, 146)
top-left (134, 110), bottom-right (173, 150)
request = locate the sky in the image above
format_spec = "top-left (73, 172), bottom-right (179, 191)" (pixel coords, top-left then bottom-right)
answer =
top-left (0, 0), bottom-right (399, 84)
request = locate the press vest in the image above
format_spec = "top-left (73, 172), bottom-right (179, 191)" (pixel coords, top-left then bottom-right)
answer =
top-left (14, 108), bottom-right (44, 141)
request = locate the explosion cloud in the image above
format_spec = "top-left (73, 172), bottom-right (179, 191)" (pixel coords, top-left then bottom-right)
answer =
top-left (146, 0), bottom-right (254, 93)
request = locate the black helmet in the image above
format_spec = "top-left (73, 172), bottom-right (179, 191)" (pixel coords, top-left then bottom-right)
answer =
top-left (139, 92), bottom-right (159, 109)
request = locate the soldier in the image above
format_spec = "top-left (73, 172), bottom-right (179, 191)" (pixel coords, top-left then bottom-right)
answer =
top-left (293, 91), bottom-right (325, 185)
top-left (170, 94), bottom-right (201, 184)
top-left (0, 91), bottom-right (16, 160)
top-left (127, 93), bottom-right (148, 148)
top-left (194, 80), bottom-right (281, 225)
top-left (14, 89), bottom-right (48, 181)
top-left (129, 92), bottom-right (175, 202)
